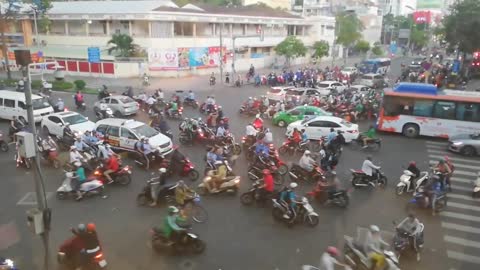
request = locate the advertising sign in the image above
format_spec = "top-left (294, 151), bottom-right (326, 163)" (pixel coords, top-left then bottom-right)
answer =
top-left (413, 11), bottom-right (432, 24)
top-left (148, 48), bottom-right (178, 70)
top-left (178, 48), bottom-right (190, 69)
top-left (417, 0), bottom-right (444, 9)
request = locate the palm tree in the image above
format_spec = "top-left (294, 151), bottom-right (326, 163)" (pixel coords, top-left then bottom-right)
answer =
top-left (107, 34), bottom-right (136, 57)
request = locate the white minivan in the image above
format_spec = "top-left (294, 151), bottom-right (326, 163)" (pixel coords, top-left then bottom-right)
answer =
top-left (0, 90), bottom-right (54, 122)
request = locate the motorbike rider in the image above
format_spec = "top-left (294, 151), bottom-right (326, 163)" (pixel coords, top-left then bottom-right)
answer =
top-left (444, 155), bottom-right (454, 191)
top-left (364, 225), bottom-right (389, 270)
top-left (249, 64), bottom-right (255, 77)
top-left (289, 128), bottom-right (302, 150)
top-left (205, 95), bottom-right (215, 113)
top-left (83, 131), bottom-right (99, 145)
top-left (329, 130), bottom-right (345, 154)
top-left (98, 85), bottom-right (110, 99)
top-left (9, 116), bottom-right (25, 141)
top-left (162, 206), bottom-right (186, 244)
top-left (319, 246), bottom-right (349, 270)
top-left (259, 169), bottom-right (275, 201)
top-left (253, 114), bottom-right (263, 130)
top-left (175, 180), bottom-right (196, 206)
top-left (167, 100), bottom-right (178, 116)
top-left (73, 161), bottom-right (86, 200)
top-left (407, 161), bottom-right (421, 179)
top-left (362, 125), bottom-right (377, 148)
top-left (206, 161), bottom-right (227, 193)
top-left (434, 159), bottom-right (451, 191)
top-left (280, 182), bottom-right (298, 219)
top-left (216, 124), bottom-right (227, 139)
top-left (148, 168), bottom-right (168, 207)
top-left (264, 128), bottom-right (273, 144)
top-left (97, 141), bottom-right (115, 160)
top-left (69, 146), bottom-right (84, 165)
top-left (185, 90), bottom-right (195, 103)
top-left (299, 150), bottom-right (316, 174)
top-left (361, 155), bottom-right (381, 181)
top-left (396, 213), bottom-right (423, 250)
top-left (54, 98), bottom-right (65, 112)
top-left (154, 88), bottom-right (164, 100)
top-left (74, 91), bottom-right (84, 107)
top-left (74, 136), bottom-right (89, 152)
top-left (326, 128), bottom-right (337, 145)
top-left (103, 154), bottom-right (119, 184)
top-left (135, 137), bottom-right (154, 169)
top-left (245, 123), bottom-right (258, 143)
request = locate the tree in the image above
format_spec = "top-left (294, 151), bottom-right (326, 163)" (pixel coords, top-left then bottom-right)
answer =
top-left (312, 40), bottom-right (329, 63)
top-left (410, 28), bottom-right (428, 49)
top-left (107, 33), bottom-right (138, 57)
top-left (336, 12), bottom-right (364, 63)
top-left (275, 36), bottom-right (307, 66)
top-left (355, 40), bottom-right (370, 58)
top-left (443, 0), bottom-right (480, 54)
top-left (372, 45), bottom-right (383, 56)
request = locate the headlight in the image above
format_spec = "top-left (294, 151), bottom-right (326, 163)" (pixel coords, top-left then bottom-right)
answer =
top-left (453, 141), bottom-right (463, 146)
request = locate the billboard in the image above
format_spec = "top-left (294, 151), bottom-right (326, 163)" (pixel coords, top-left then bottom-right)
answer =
top-left (148, 48), bottom-right (178, 71)
top-left (413, 11), bottom-right (432, 24)
top-left (417, 0), bottom-right (444, 9)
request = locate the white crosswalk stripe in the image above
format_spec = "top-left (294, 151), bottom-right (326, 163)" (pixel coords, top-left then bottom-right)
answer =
top-left (425, 141), bottom-right (480, 266)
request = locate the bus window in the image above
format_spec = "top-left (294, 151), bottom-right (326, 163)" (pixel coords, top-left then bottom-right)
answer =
top-left (383, 96), bottom-right (414, 116)
top-left (456, 103), bottom-right (480, 122)
top-left (413, 100), bottom-right (434, 117)
top-left (433, 101), bottom-right (456, 120)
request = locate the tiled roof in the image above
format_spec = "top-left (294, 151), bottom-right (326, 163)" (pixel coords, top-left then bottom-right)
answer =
top-left (48, 0), bottom-right (178, 14)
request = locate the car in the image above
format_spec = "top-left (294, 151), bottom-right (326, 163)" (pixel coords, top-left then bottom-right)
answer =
top-left (272, 105), bottom-right (331, 127)
top-left (95, 118), bottom-right (173, 155)
top-left (266, 86), bottom-right (295, 103)
top-left (286, 116), bottom-right (359, 143)
top-left (341, 67), bottom-right (358, 76)
top-left (411, 57), bottom-right (424, 66)
top-left (284, 88), bottom-right (324, 102)
top-left (41, 111), bottom-right (95, 137)
top-left (448, 133), bottom-right (480, 156)
top-left (348, 85), bottom-right (371, 93)
top-left (359, 73), bottom-right (385, 88)
top-left (94, 95), bottom-right (139, 117)
top-left (317, 81), bottom-right (347, 94)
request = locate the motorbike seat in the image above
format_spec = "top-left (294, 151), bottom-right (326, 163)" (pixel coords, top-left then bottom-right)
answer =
top-left (351, 169), bottom-right (365, 174)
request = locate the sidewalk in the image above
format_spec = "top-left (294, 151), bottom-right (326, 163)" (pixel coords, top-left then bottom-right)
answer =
top-left (0, 57), bottom-right (361, 94)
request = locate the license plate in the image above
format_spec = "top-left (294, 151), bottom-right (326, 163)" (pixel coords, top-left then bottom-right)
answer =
top-left (304, 204), bottom-right (314, 212)
top-left (99, 260), bottom-right (107, 267)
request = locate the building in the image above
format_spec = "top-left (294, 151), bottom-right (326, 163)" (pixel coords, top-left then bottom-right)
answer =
top-left (242, 0), bottom-right (292, 10)
top-left (1, 1), bottom-right (338, 78)
top-left (378, 0), bottom-right (417, 17)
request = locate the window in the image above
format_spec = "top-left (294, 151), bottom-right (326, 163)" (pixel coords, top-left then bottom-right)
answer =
top-left (102, 98), bottom-right (110, 103)
top-left (289, 109), bottom-right (301, 116)
top-left (121, 128), bottom-right (137, 139)
top-left (456, 103), bottom-right (480, 122)
top-left (110, 99), bottom-right (119, 104)
top-left (0, 98), bottom-right (3, 106)
top-left (323, 121), bottom-right (341, 128)
top-left (107, 126), bottom-right (120, 137)
top-left (96, 124), bottom-right (109, 135)
top-left (305, 110), bottom-right (316, 116)
top-left (4, 99), bottom-right (15, 108)
top-left (308, 121), bottom-right (328, 127)
top-left (48, 116), bottom-right (62, 124)
top-left (18, 101), bottom-right (26, 109)
top-left (306, 90), bottom-right (318, 95)
top-left (413, 100), bottom-right (434, 117)
top-left (383, 96), bottom-right (414, 116)
top-left (433, 101), bottom-right (456, 120)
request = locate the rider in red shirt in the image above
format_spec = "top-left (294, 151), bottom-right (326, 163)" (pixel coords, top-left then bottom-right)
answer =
top-left (253, 114), bottom-right (264, 130)
top-left (104, 155), bottom-right (119, 183)
top-left (260, 169), bottom-right (274, 202)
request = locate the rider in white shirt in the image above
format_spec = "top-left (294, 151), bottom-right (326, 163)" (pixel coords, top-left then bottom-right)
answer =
top-left (361, 155), bottom-right (381, 177)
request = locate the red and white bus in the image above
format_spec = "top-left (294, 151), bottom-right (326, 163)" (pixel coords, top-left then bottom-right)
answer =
top-left (377, 83), bottom-right (480, 138)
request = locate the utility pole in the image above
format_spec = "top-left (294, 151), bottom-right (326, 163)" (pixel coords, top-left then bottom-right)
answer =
top-left (231, 32), bottom-right (263, 86)
top-left (219, 23), bottom-right (223, 85)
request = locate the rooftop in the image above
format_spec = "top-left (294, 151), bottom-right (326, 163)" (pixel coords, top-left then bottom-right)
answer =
top-left (48, 0), bottom-right (178, 15)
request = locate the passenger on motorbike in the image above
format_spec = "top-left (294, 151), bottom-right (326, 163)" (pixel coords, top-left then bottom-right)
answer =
top-left (280, 182), bottom-right (298, 219)
top-left (175, 180), bottom-right (196, 206)
top-left (264, 128), bottom-right (273, 144)
top-left (216, 124), bottom-right (227, 138)
top-left (362, 125), bottom-right (377, 148)
top-left (396, 213), bottom-right (423, 249)
top-left (69, 146), bottom-right (84, 164)
top-left (259, 169), bottom-right (275, 201)
top-left (162, 206), bottom-right (187, 243)
top-left (361, 156), bottom-right (381, 180)
top-left (320, 246), bottom-right (349, 270)
top-left (365, 225), bottom-right (389, 270)
top-left (299, 150), bottom-right (316, 173)
top-left (73, 161), bottom-right (87, 200)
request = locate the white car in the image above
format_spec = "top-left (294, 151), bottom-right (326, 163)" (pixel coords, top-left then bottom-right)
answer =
top-left (266, 86), bottom-right (295, 103)
top-left (41, 111), bottom-right (95, 137)
top-left (284, 88), bottom-right (324, 102)
top-left (317, 81), bottom-right (347, 94)
top-left (349, 85), bottom-right (372, 93)
top-left (341, 67), bottom-right (358, 76)
top-left (95, 118), bottom-right (173, 155)
top-left (286, 116), bottom-right (359, 142)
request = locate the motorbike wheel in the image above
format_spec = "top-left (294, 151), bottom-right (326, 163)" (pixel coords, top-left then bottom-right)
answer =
top-left (179, 135), bottom-right (190, 145)
top-left (52, 158), bottom-right (61, 169)
top-left (56, 192), bottom-right (67, 200)
top-left (304, 214), bottom-right (319, 227)
top-left (277, 164), bottom-right (289, 175)
top-left (395, 185), bottom-right (405, 195)
top-left (183, 202), bottom-right (208, 223)
top-left (272, 207), bottom-right (284, 221)
top-left (116, 174), bottom-right (132, 185)
top-left (337, 194), bottom-right (349, 208)
top-left (232, 144), bottom-right (242, 155)
top-left (247, 167), bottom-right (260, 180)
top-left (351, 176), bottom-right (362, 188)
top-left (435, 196), bottom-right (448, 212)
top-left (278, 146), bottom-right (288, 155)
top-left (379, 176), bottom-right (388, 189)
top-left (273, 174), bottom-right (285, 185)
top-left (240, 192), bottom-right (255, 205)
top-left (188, 170), bottom-right (200, 181)
top-left (0, 142), bottom-right (9, 152)
top-left (136, 193), bottom-right (149, 206)
top-left (191, 239), bottom-right (206, 254)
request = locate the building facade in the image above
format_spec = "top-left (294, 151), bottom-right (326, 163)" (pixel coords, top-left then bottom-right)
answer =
top-left (242, 0), bottom-right (292, 10)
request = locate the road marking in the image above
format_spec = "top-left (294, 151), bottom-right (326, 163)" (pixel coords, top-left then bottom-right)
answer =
top-left (16, 192), bottom-right (53, 206)
top-left (440, 212), bottom-right (480, 222)
top-left (428, 154), bottom-right (480, 164)
top-left (428, 160), bottom-right (480, 170)
top-left (427, 149), bottom-right (450, 155)
top-left (425, 144), bottom-right (447, 149)
top-left (444, 235), bottom-right (480, 248)
top-left (447, 250), bottom-right (480, 265)
top-left (450, 176), bottom-right (473, 184)
top-left (450, 184), bottom-right (474, 192)
top-left (442, 222), bottom-right (480, 234)
top-left (426, 141), bottom-right (448, 146)
top-left (449, 193), bottom-right (480, 202)
top-left (448, 202), bottom-right (480, 212)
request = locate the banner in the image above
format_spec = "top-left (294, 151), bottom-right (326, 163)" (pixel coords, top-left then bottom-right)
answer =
top-left (207, 47), bottom-right (226, 66)
top-left (188, 47), bottom-right (209, 67)
top-left (413, 11), bottom-right (431, 24)
top-left (417, 0), bottom-right (443, 9)
top-left (148, 48), bottom-right (178, 70)
top-left (178, 48), bottom-right (190, 69)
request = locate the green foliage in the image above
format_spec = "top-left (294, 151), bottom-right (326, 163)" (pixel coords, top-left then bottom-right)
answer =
top-left (372, 46), bottom-right (383, 56)
top-left (74, 80), bottom-right (86, 90)
top-left (312, 40), bottom-right (329, 59)
top-left (355, 40), bottom-right (370, 54)
top-left (107, 34), bottom-right (138, 57)
top-left (31, 80), bottom-right (42, 89)
top-left (275, 36), bottom-right (307, 65)
top-left (410, 28), bottom-right (428, 49)
top-left (336, 12), bottom-right (364, 47)
top-left (443, 0), bottom-right (480, 54)
top-left (52, 81), bottom-right (74, 91)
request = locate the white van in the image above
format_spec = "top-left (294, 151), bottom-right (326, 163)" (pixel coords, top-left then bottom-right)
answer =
top-left (0, 90), bottom-right (53, 122)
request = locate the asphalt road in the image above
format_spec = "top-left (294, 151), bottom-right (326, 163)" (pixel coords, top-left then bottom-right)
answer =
top-left (1, 57), bottom-right (479, 270)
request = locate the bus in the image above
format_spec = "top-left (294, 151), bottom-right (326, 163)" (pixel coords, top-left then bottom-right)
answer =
top-left (377, 83), bottom-right (480, 138)
top-left (359, 58), bottom-right (391, 75)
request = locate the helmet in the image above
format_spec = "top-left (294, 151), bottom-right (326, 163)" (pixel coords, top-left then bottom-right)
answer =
top-left (140, 136), bottom-right (146, 141)
top-left (289, 182), bottom-right (298, 189)
top-left (86, 223), bottom-right (96, 232)
top-left (370, 225), bottom-right (380, 233)
top-left (168, 206), bottom-right (179, 214)
top-left (159, 168), bottom-right (167, 173)
top-left (409, 161), bottom-right (416, 166)
top-left (248, 97), bottom-right (252, 100)
top-left (262, 169), bottom-right (271, 175)
top-left (327, 246), bottom-right (339, 257)
top-left (70, 145), bottom-right (76, 150)
top-left (304, 150), bottom-right (311, 155)
top-left (444, 155), bottom-right (450, 162)
top-left (77, 223), bottom-right (86, 232)
top-left (74, 161), bottom-right (82, 167)
top-left (255, 114), bottom-right (260, 118)
top-left (366, 155), bottom-right (372, 161)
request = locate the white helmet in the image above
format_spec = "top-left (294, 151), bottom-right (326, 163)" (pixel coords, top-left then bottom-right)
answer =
top-left (370, 225), bottom-right (380, 233)
top-left (74, 161), bottom-right (82, 167)
top-left (248, 97), bottom-right (252, 100)
top-left (159, 168), bottom-right (167, 173)
top-left (289, 182), bottom-right (298, 189)
top-left (255, 114), bottom-right (260, 118)
top-left (304, 150), bottom-right (311, 155)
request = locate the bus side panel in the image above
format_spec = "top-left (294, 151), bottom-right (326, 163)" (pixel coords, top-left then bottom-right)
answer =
top-left (376, 108), bottom-right (402, 133)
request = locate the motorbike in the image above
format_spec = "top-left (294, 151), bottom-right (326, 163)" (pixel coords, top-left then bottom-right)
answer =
top-left (271, 196), bottom-right (319, 227)
top-left (278, 138), bottom-right (309, 155)
top-left (350, 168), bottom-right (388, 188)
top-left (179, 127), bottom-right (215, 146)
top-left (58, 235), bottom-right (107, 270)
top-left (197, 174), bottom-right (240, 195)
top-left (351, 135), bottom-right (382, 151)
top-left (0, 131), bottom-right (9, 152)
top-left (73, 96), bottom-right (86, 111)
top-left (396, 170), bottom-right (429, 195)
top-left (92, 163), bottom-right (132, 185)
top-left (306, 181), bottom-right (351, 208)
top-left (473, 178), bottom-right (480, 198)
top-left (289, 163), bottom-right (324, 182)
top-left (239, 104), bottom-right (260, 116)
top-left (393, 220), bottom-right (425, 262)
top-left (56, 172), bottom-right (105, 200)
top-left (137, 180), bottom-right (178, 206)
top-left (151, 226), bottom-right (206, 254)
top-left (0, 258), bottom-right (18, 270)
top-left (183, 98), bottom-right (199, 109)
top-left (221, 132), bottom-right (242, 156)
top-left (164, 106), bottom-right (183, 120)
top-left (209, 76), bottom-right (215, 86)
top-left (344, 234), bottom-right (400, 270)
top-left (97, 88), bottom-right (111, 100)
top-left (199, 103), bottom-right (217, 114)
top-left (95, 107), bottom-right (114, 120)
top-left (160, 154), bottom-right (200, 181)
top-left (406, 182), bottom-right (447, 215)
top-left (38, 137), bottom-right (61, 168)
top-left (247, 162), bottom-right (285, 185)
top-left (240, 180), bottom-right (277, 206)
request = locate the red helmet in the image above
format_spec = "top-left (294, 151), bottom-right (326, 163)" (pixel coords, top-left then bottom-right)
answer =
top-left (409, 161), bottom-right (416, 166)
top-left (327, 246), bottom-right (339, 257)
top-left (262, 169), bottom-right (271, 175)
top-left (86, 223), bottom-right (96, 232)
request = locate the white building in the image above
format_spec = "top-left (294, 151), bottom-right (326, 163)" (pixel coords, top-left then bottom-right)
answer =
top-left (27, 0), bottom-right (337, 78)
top-left (378, 0), bottom-right (417, 16)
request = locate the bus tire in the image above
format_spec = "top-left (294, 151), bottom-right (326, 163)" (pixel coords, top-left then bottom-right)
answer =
top-left (402, 123), bottom-right (419, 138)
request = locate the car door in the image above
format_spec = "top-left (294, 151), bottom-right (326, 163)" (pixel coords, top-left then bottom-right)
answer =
top-left (101, 98), bottom-right (111, 110)
top-left (120, 127), bottom-right (139, 150)
top-left (105, 126), bottom-right (121, 148)
top-left (287, 108), bottom-right (302, 123)
top-left (109, 98), bottom-right (121, 115)
top-left (303, 109), bottom-right (316, 121)
top-left (47, 116), bottom-right (64, 136)
top-left (3, 98), bottom-right (17, 120)
top-left (305, 120), bottom-right (329, 139)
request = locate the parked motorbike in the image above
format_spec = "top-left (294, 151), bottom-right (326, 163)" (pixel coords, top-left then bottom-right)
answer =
top-left (58, 235), bottom-right (107, 269)
top-left (396, 170), bottom-right (429, 195)
top-left (151, 226), bottom-right (206, 254)
top-left (197, 174), bottom-right (240, 195)
top-left (0, 131), bottom-right (9, 152)
top-left (271, 196), bottom-right (319, 227)
top-left (92, 163), bottom-right (132, 185)
top-left (393, 220), bottom-right (425, 262)
top-left (289, 163), bottom-right (324, 182)
top-left (306, 182), bottom-right (351, 208)
top-left (350, 168), bottom-right (388, 188)
top-left (56, 172), bottom-right (105, 200)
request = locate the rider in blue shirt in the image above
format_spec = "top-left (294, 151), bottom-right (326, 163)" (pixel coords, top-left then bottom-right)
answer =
top-left (326, 128), bottom-right (337, 144)
top-left (186, 90), bottom-right (195, 102)
top-left (280, 182), bottom-right (298, 219)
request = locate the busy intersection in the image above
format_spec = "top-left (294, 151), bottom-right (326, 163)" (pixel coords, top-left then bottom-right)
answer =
top-left (1, 56), bottom-right (480, 270)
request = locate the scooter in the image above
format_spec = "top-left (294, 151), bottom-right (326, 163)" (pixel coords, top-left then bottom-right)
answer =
top-left (0, 131), bottom-right (9, 152)
top-left (38, 137), bottom-right (61, 169)
top-left (393, 220), bottom-right (425, 262)
top-left (344, 234), bottom-right (400, 270)
top-left (289, 163), bottom-right (324, 182)
top-left (95, 107), bottom-right (114, 120)
top-left (160, 156), bottom-right (200, 181)
top-left (92, 163), bottom-right (132, 186)
top-left (350, 168), bottom-right (388, 188)
top-left (56, 172), bottom-right (105, 200)
top-left (306, 181), bottom-right (351, 208)
top-left (137, 180), bottom-right (178, 206)
top-left (406, 183), bottom-right (447, 215)
top-left (151, 226), bottom-right (206, 254)
top-left (58, 235), bottom-right (107, 269)
top-left (396, 170), bottom-right (429, 195)
top-left (240, 180), bottom-right (278, 206)
top-left (271, 196), bottom-right (319, 227)
top-left (473, 178), bottom-right (480, 198)
top-left (197, 173), bottom-right (240, 195)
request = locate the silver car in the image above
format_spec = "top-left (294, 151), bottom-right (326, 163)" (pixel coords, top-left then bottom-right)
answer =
top-left (448, 133), bottom-right (480, 156)
top-left (94, 95), bottom-right (139, 117)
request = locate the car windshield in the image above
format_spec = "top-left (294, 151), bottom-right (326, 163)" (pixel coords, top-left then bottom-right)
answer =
top-left (301, 118), bottom-right (310, 124)
top-left (32, 97), bottom-right (51, 110)
top-left (119, 97), bottom-right (134, 104)
top-left (286, 90), bottom-right (304, 96)
top-left (63, 114), bottom-right (88, 125)
top-left (132, 124), bottom-right (159, 138)
top-left (317, 83), bottom-right (330, 88)
top-left (269, 88), bottom-right (282, 93)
